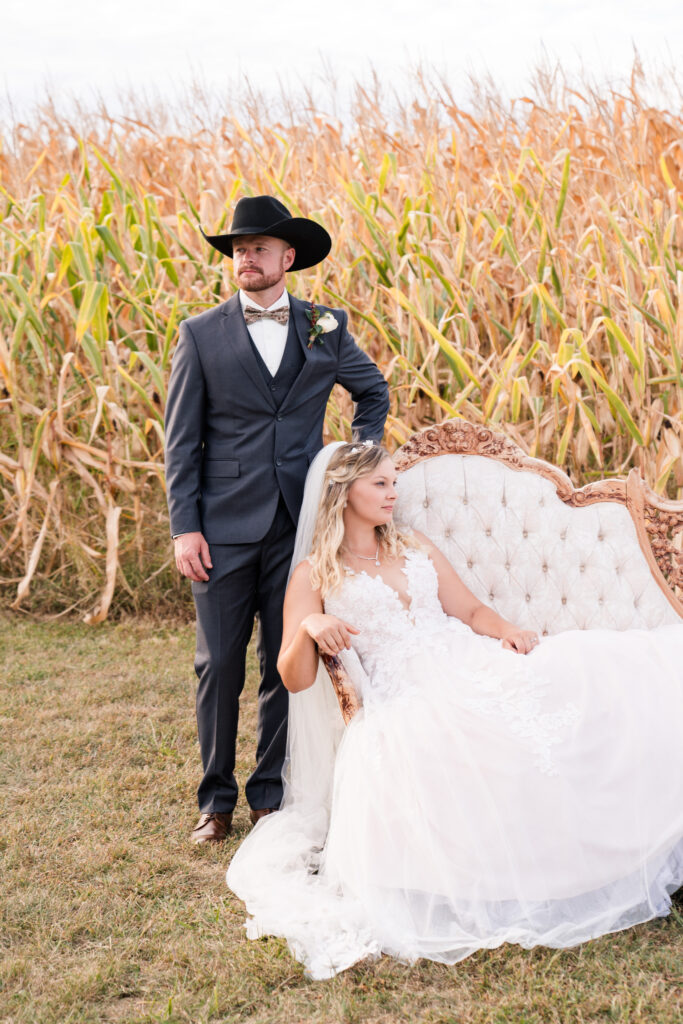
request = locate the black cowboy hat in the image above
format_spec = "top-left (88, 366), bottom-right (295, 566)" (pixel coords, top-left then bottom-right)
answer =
top-left (201, 195), bottom-right (331, 272)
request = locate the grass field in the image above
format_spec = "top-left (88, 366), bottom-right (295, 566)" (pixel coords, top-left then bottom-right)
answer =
top-left (2, 615), bottom-right (682, 1024)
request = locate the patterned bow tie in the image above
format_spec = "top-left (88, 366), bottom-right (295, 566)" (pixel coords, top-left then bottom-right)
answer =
top-left (243, 305), bottom-right (290, 326)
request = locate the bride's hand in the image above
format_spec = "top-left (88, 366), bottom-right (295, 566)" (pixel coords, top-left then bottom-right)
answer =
top-left (303, 613), bottom-right (360, 656)
top-left (501, 627), bottom-right (540, 655)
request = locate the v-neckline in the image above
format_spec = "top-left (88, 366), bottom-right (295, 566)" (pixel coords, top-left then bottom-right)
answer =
top-left (344, 554), bottom-right (414, 615)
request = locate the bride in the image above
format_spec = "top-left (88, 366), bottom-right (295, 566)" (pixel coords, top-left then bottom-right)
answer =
top-left (227, 442), bottom-right (683, 980)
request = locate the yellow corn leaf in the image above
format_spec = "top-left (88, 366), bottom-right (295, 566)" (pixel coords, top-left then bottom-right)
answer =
top-left (83, 503), bottom-right (122, 624)
top-left (577, 401), bottom-right (603, 467)
top-left (659, 155), bottom-right (675, 189)
top-left (557, 402), bottom-right (576, 464)
top-left (12, 480), bottom-right (59, 606)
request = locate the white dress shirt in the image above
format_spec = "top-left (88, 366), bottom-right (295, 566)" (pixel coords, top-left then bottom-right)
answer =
top-left (239, 288), bottom-right (290, 377)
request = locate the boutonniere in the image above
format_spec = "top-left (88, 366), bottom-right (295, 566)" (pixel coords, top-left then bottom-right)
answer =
top-left (305, 304), bottom-right (338, 348)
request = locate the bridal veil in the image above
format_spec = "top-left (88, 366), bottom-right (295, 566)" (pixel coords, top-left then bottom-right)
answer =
top-left (226, 443), bottom-right (380, 977)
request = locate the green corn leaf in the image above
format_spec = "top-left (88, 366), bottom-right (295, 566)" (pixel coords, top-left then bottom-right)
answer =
top-left (555, 151), bottom-right (571, 230)
top-left (601, 317), bottom-right (642, 372)
top-left (95, 224), bottom-right (130, 275)
top-left (29, 410), bottom-right (50, 475)
top-left (76, 282), bottom-right (108, 342)
top-left (133, 349), bottom-right (166, 401)
top-left (0, 273), bottom-right (43, 332)
top-left (580, 362), bottom-right (644, 444)
top-left (115, 363), bottom-right (164, 423)
top-left (67, 241), bottom-right (93, 281)
top-left (80, 331), bottom-right (104, 376)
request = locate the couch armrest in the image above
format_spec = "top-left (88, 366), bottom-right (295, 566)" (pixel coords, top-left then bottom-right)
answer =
top-left (321, 652), bottom-right (363, 724)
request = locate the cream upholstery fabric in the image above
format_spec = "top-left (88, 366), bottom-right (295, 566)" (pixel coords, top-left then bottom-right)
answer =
top-left (394, 454), bottom-right (680, 635)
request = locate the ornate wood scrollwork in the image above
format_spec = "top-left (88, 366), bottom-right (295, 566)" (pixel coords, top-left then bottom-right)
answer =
top-left (395, 422), bottom-right (530, 473)
top-left (644, 508), bottom-right (683, 588)
top-left (626, 470), bottom-right (683, 605)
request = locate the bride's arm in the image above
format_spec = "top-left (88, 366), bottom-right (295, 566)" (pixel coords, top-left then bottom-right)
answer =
top-left (412, 531), bottom-right (537, 655)
top-left (277, 562), bottom-right (361, 692)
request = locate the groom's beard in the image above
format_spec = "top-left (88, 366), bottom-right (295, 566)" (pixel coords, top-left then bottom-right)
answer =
top-left (235, 264), bottom-right (287, 294)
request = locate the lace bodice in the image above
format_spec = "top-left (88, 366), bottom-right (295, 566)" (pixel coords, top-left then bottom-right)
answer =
top-left (325, 548), bottom-right (470, 700)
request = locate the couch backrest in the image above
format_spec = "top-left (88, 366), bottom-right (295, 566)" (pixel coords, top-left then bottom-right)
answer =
top-left (395, 453), bottom-right (681, 636)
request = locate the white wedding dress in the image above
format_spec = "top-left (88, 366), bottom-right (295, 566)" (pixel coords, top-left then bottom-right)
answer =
top-left (227, 546), bottom-right (683, 979)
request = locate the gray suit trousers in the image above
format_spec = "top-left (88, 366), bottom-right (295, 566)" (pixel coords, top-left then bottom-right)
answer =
top-left (192, 496), bottom-right (295, 813)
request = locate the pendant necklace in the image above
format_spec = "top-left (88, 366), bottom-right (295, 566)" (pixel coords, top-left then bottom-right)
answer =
top-left (345, 541), bottom-right (381, 567)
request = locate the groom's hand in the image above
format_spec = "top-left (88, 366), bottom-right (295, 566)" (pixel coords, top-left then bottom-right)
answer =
top-left (174, 532), bottom-right (213, 582)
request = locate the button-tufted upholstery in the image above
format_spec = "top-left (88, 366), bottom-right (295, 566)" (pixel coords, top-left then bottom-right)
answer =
top-left (394, 454), bottom-right (681, 636)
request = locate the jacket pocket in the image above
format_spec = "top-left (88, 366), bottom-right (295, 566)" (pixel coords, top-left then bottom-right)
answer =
top-left (202, 458), bottom-right (240, 478)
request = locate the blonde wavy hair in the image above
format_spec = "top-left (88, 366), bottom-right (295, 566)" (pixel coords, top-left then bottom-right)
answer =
top-left (308, 443), bottom-right (418, 598)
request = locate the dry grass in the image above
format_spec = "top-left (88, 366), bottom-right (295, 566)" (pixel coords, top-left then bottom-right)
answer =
top-left (1, 615), bottom-right (682, 1023)
top-left (1, 68), bottom-right (683, 617)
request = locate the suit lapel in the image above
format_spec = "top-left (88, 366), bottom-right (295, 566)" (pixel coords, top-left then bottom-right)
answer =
top-left (278, 294), bottom-right (315, 413)
top-left (290, 294), bottom-right (314, 359)
top-left (221, 293), bottom-right (277, 410)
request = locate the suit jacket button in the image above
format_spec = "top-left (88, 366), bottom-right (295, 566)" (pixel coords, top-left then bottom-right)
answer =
top-left (275, 457), bottom-right (282, 466)
top-left (276, 414), bottom-right (283, 421)
top-left (269, 383), bottom-right (277, 391)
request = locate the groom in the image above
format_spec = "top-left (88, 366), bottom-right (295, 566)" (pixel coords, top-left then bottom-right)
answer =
top-left (165, 195), bottom-right (389, 842)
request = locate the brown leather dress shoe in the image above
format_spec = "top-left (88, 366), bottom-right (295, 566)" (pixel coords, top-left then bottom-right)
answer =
top-left (191, 811), bottom-right (233, 844)
top-left (249, 806), bottom-right (279, 826)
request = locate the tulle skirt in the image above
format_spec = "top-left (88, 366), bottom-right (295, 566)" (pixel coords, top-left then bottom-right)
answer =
top-left (227, 623), bottom-right (683, 979)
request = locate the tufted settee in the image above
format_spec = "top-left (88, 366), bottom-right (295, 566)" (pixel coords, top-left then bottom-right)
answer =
top-left (323, 420), bottom-right (683, 722)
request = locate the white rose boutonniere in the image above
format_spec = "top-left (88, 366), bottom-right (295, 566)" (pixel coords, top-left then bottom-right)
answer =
top-left (306, 304), bottom-right (338, 348)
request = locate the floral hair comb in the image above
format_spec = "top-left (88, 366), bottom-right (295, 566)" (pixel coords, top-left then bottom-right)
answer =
top-left (349, 440), bottom-right (375, 454)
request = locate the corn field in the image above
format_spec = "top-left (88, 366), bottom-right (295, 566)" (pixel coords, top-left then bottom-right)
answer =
top-left (1, 73), bottom-right (682, 618)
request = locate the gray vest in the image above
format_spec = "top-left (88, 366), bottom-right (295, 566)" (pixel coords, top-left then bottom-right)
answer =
top-left (248, 318), bottom-right (305, 410)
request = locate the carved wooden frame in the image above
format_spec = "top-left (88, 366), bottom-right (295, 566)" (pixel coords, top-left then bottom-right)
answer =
top-left (323, 418), bottom-right (683, 723)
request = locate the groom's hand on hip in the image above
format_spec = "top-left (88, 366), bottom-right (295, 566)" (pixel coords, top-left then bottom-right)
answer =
top-left (174, 532), bottom-right (213, 582)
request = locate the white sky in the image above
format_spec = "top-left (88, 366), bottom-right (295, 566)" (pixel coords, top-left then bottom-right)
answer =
top-left (3, 0), bottom-right (683, 118)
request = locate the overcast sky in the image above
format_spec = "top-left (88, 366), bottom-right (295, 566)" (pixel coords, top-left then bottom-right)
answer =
top-left (4, 0), bottom-right (683, 118)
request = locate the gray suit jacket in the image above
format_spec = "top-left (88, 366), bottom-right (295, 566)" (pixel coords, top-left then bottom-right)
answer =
top-left (164, 292), bottom-right (389, 543)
